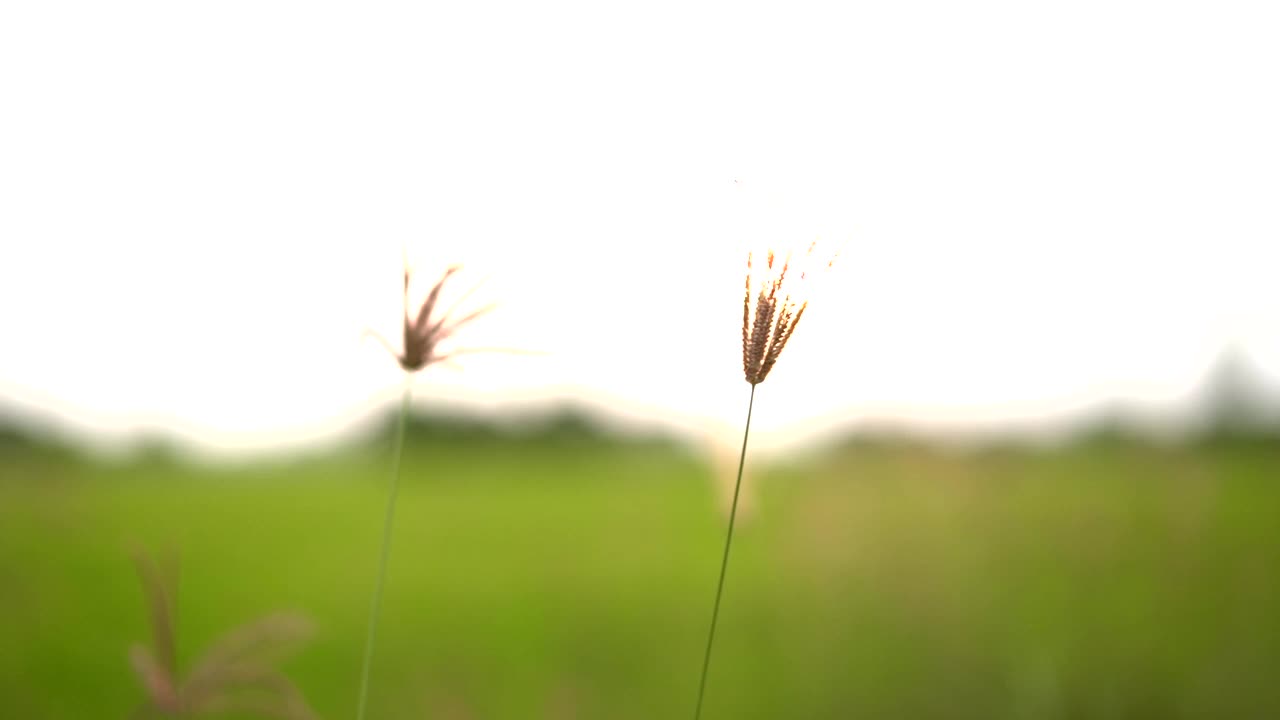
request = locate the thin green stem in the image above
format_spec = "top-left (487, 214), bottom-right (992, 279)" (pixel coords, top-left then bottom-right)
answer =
top-left (694, 382), bottom-right (757, 720)
top-left (356, 377), bottom-right (412, 720)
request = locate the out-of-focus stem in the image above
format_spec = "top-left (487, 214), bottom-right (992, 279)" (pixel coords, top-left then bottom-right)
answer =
top-left (356, 376), bottom-right (412, 720)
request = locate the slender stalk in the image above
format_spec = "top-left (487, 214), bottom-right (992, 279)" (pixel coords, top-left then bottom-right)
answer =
top-left (694, 382), bottom-right (757, 720)
top-left (356, 376), bottom-right (412, 720)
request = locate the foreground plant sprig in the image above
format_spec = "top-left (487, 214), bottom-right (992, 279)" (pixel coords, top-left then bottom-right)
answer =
top-left (694, 241), bottom-right (834, 719)
top-left (357, 259), bottom-right (508, 720)
top-left (129, 549), bottom-right (316, 720)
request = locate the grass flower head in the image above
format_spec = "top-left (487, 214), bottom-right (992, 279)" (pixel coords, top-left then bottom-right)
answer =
top-left (366, 261), bottom-right (496, 372)
top-left (742, 241), bottom-right (836, 385)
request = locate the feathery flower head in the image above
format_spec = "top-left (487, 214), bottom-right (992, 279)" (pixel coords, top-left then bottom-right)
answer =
top-left (366, 259), bottom-right (496, 373)
top-left (741, 241), bottom-right (836, 385)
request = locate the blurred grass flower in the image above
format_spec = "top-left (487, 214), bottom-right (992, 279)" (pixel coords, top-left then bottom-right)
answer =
top-left (356, 257), bottom-right (520, 720)
top-left (364, 262), bottom-right (496, 372)
top-left (128, 549), bottom-right (316, 720)
top-left (694, 240), bottom-right (836, 719)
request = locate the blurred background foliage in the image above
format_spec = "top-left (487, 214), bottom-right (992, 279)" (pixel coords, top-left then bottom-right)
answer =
top-left (2, 354), bottom-right (1280, 719)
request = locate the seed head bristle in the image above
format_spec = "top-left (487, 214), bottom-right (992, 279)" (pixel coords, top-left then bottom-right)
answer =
top-left (757, 299), bottom-right (806, 382)
top-left (764, 299), bottom-right (795, 364)
top-left (741, 255), bottom-right (753, 379)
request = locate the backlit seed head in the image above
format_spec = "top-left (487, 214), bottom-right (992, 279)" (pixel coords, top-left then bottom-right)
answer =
top-left (741, 242), bottom-right (835, 385)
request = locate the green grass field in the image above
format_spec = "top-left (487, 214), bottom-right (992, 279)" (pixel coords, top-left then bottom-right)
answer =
top-left (2, 425), bottom-right (1279, 719)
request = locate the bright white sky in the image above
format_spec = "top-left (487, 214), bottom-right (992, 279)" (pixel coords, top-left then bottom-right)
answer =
top-left (2, 1), bottom-right (1278, 456)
